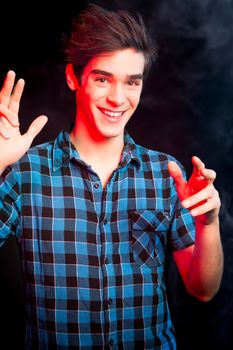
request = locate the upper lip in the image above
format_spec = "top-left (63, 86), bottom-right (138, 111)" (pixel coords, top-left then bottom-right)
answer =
top-left (98, 107), bottom-right (126, 113)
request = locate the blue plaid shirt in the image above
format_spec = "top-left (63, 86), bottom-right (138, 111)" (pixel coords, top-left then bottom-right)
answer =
top-left (0, 130), bottom-right (195, 349)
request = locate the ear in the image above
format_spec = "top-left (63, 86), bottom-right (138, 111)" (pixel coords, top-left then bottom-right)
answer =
top-left (65, 63), bottom-right (80, 91)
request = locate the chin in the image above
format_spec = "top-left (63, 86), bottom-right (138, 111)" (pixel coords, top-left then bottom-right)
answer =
top-left (100, 129), bottom-right (124, 139)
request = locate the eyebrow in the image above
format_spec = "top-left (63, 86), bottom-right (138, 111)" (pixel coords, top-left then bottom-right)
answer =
top-left (90, 69), bottom-right (143, 80)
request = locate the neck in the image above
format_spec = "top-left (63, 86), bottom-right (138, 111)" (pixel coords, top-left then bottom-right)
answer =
top-left (70, 120), bottom-right (124, 162)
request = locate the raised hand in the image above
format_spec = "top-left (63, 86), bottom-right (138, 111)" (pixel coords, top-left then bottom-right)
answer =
top-left (168, 156), bottom-right (221, 225)
top-left (0, 70), bottom-right (48, 173)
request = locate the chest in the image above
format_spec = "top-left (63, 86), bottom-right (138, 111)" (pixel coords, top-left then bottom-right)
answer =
top-left (20, 166), bottom-right (172, 278)
top-left (23, 164), bottom-right (170, 216)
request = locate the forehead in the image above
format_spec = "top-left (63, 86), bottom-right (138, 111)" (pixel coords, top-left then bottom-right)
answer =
top-left (83, 48), bottom-right (145, 77)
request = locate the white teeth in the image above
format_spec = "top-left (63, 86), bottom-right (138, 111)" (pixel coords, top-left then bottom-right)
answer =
top-left (102, 109), bottom-right (123, 117)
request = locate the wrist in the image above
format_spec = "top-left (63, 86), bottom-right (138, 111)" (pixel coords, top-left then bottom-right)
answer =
top-left (195, 214), bottom-right (219, 229)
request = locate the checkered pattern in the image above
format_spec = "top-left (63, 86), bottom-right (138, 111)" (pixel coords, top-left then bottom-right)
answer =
top-left (0, 130), bottom-right (195, 349)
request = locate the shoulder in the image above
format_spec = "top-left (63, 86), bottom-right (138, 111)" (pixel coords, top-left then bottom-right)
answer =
top-left (12, 139), bottom-right (55, 173)
top-left (136, 143), bottom-right (182, 170)
top-left (27, 140), bottom-right (54, 156)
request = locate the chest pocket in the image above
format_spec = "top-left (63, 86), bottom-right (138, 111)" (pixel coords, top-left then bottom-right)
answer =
top-left (130, 210), bottom-right (170, 267)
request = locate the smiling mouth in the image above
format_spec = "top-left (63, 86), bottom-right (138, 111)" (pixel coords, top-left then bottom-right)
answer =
top-left (98, 107), bottom-right (125, 118)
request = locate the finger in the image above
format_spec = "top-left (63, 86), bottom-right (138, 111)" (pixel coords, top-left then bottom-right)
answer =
top-left (0, 116), bottom-right (16, 139)
top-left (24, 115), bottom-right (48, 143)
top-left (0, 104), bottom-right (19, 126)
top-left (8, 78), bottom-right (25, 116)
top-left (0, 119), bottom-right (10, 139)
top-left (0, 71), bottom-right (16, 106)
top-left (189, 196), bottom-right (220, 217)
top-left (182, 185), bottom-right (215, 208)
top-left (0, 130), bottom-right (10, 139)
top-left (199, 167), bottom-right (216, 185)
top-left (168, 161), bottom-right (185, 187)
top-left (192, 156), bottom-right (205, 176)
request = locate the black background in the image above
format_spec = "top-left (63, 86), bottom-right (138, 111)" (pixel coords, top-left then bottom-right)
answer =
top-left (0, 1), bottom-right (233, 349)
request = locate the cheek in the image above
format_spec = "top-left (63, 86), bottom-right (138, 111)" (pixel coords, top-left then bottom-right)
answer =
top-left (130, 91), bottom-right (142, 108)
top-left (86, 84), bottom-right (108, 102)
top-left (79, 89), bottom-right (96, 111)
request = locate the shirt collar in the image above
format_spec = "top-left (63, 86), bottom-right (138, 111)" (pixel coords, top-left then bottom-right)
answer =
top-left (120, 131), bottom-right (142, 170)
top-left (52, 129), bottom-right (142, 172)
top-left (52, 130), bottom-right (80, 172)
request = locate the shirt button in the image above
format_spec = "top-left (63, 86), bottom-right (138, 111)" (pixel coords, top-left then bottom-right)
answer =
top-left (94, 182), bottom-right (100, 189)
top-left (105, 257), bottom-right (109, 264)
top-left (103, 219), bottom-right (108, 225)
top-left (107, 298), bottom-right (112, 305)
top-left (109, 339), bottom-right (114, 346)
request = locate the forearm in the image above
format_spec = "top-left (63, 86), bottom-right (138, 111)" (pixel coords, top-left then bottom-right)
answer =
top-left (186, 218), bottom-right (223, 301)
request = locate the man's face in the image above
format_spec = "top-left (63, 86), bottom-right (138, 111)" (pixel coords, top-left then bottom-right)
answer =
top-left (76, 48), bottom-right (145, 141)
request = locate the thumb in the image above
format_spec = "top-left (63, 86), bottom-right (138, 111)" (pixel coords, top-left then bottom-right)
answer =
top-left (25, 115), bottom-right (48, 142)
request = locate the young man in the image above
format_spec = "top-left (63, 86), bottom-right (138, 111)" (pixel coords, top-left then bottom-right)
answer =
top-left (0, 4), bottom-right (223, 349)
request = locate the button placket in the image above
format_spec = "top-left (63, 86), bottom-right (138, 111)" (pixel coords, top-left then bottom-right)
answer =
top-left (94, 182), bottom-right (100, 189)
top-left (109, 339), bottom-right (114, 346)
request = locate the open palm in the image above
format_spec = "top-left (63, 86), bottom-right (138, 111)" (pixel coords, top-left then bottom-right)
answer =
top-left (0, 71), bottom-right (47, 173)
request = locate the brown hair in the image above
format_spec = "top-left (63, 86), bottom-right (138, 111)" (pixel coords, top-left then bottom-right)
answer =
top-left (64, 4), bottom-right (156, 82)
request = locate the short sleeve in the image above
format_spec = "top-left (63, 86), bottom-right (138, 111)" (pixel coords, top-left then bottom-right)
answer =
top-left (0, 167), bottom-right (21, 247)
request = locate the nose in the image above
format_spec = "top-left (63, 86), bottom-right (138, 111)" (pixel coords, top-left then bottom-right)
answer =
top-left (107, 83), bottom-right (126, 106)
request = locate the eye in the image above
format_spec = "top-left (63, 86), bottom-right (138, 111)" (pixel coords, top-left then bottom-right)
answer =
top-left (95, 77), bottom-right (109, 84)
top-left (127, 80), bottom-right (141, 87)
